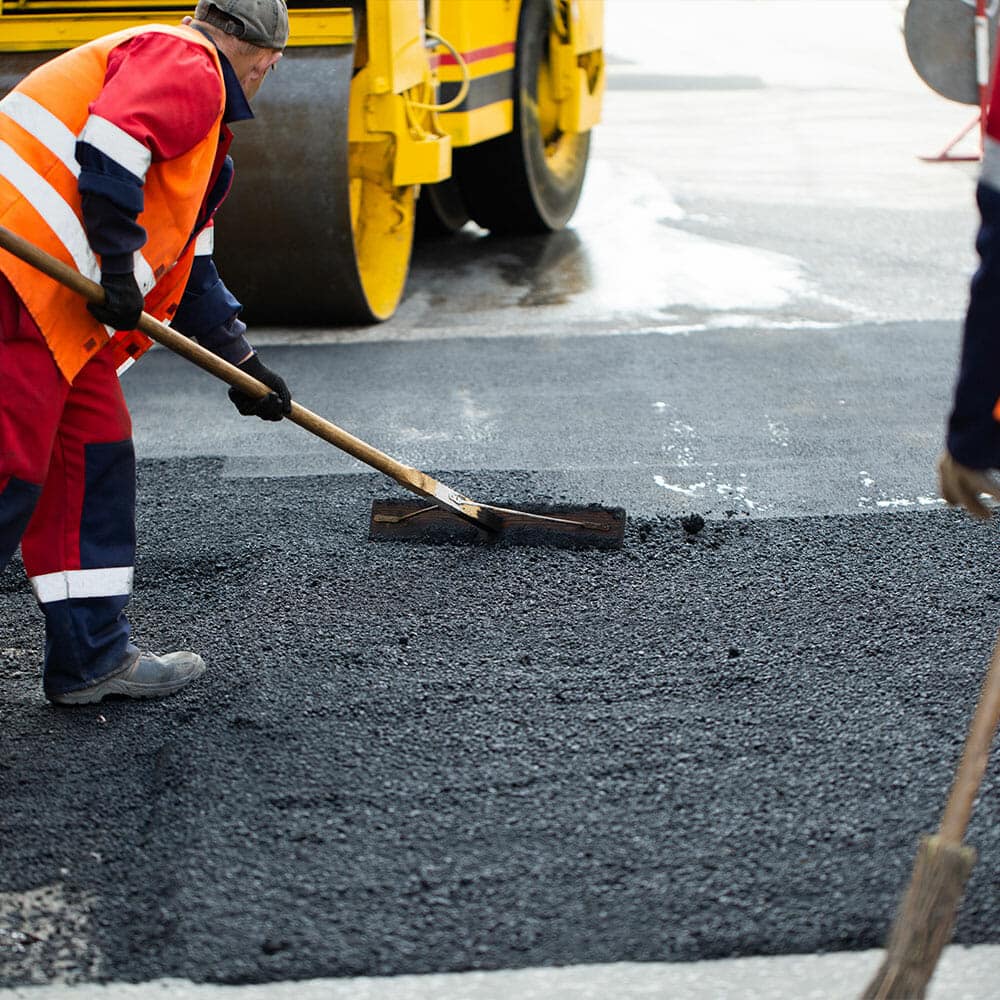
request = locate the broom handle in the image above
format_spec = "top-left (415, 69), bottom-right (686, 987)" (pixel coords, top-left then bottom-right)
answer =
top-left (938, 628), bottom-right (1000, 845)
top-left (0, 225), bottom-right (446, 499)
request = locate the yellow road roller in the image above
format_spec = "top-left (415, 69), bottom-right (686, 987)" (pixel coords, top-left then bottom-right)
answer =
top-left (0, 0), bottom-right (605, 324)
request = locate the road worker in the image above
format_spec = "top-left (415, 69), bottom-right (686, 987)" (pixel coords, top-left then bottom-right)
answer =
top-left (0, 0), bottom-right (292, 705)
top-left (938, 63), bottom-right (1000, 520)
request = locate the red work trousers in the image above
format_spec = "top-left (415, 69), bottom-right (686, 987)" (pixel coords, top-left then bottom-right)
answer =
top-left (0, 271), bottom-right (135, 698)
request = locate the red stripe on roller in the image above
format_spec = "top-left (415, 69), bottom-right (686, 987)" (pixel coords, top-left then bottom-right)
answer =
top-left (429, 41), bottom-right (515, 69)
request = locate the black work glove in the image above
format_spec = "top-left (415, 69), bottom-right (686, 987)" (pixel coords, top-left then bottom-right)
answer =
top-left (87, 271), bottom-right (144, 330)
top-left (228, 353), bottom-right (292, 422)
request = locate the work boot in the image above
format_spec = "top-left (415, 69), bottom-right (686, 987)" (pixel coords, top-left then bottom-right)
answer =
top-left (50, 649), bottom-right (206, 705)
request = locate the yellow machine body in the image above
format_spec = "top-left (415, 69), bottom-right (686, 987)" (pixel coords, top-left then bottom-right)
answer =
top-left (0, 2), bottom-right (350, 49)
top-left (433, 0), bottom-right (603, 147)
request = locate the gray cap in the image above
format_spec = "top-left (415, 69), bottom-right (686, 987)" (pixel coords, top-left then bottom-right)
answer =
top-left (194, 0), bottom-right (289, 50)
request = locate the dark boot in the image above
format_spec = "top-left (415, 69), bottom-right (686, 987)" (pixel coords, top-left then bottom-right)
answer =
top-left (49, 647), bottom-right (206, 705)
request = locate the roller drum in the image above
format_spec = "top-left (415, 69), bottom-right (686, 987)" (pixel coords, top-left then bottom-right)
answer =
top-left (2, 45), bottom-right (394, 326)
top-left (215, 44), bottom-right (382, 324)
top-left (0, 53), bottom-right (51, 96)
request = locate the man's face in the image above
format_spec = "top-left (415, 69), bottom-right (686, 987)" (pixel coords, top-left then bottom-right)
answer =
top-left (242, 49), bottom-right (282, 100)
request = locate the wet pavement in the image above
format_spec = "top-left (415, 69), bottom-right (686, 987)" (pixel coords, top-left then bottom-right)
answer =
top-left (123, 320), bottom-right (959, 522)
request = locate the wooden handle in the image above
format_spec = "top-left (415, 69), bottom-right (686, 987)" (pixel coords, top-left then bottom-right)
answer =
top-left (938, 628), bottom-right (1000, 844)
top-left (0, 225), bottom-right (434, 496)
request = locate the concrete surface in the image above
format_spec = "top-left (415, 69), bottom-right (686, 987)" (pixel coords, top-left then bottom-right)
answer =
top-left (1, 947), bottom-right (999, 999)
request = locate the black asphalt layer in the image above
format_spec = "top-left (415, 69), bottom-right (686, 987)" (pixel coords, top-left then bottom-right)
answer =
top-left (2, 460), bottom-right (999, 985)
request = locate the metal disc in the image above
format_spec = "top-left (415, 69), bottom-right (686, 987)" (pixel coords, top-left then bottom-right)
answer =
top-left (904, 0), bottom-right (998, 105)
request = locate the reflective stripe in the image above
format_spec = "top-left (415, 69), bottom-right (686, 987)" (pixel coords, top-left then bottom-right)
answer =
top-left (133, 252), bottom-right (156, 295)
top-left (0, 141), bottom-right (99, 281)
top-left (0, 91), bottom-right (80, 177)
top-left (31, 566), bottom-right (134, 603)
top-left (116, 356), bottom-right (136, 377)
top-left (0, 106), bottom-right (155, 294)
top-left (77, 114), bottom-right (151, 181)
top-left (194, 225), bottom-right (214, 256)
top-left (982, 136), bottom-right (1000, 192)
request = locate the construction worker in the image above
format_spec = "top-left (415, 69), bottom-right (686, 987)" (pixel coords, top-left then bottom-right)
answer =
top-left (937, 45), bottom-right (1000, 522)
top-left (0, 0), bottom-right (292, 705)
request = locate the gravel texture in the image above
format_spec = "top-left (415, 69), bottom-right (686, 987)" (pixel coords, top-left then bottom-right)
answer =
top-left (1, 458), bottom-right (999, 986)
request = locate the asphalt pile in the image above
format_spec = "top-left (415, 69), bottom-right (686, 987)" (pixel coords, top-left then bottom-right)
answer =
top-left (1, 458), bottom-right (998, 986)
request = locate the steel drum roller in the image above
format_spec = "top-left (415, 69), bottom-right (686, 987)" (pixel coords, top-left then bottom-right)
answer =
top-left (214, 43), bottom-right (416, 325)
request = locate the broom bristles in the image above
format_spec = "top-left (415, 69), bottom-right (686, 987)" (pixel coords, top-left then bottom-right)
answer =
top-left (861, 834), bottom-right (976, 1000)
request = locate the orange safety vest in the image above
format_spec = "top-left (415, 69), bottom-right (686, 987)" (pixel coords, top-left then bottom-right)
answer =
top-left (0, 24), bottom-right (225, 382)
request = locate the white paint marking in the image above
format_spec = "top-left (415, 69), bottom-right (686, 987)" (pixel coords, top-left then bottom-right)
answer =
top-left (653, 476), bottom-right (705, 497)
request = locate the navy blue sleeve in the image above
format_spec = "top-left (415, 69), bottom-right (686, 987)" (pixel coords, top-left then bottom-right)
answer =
top-left (195, 314), bottom-right (255, 366)
top-left (947, 181), bottom-right (1000, 468)
top-left (77, 144), bottom-right (146, 274)
top-left (173, 254), bottom-right (253, 365)
top-left (76, 142), bottom-right (144, 212)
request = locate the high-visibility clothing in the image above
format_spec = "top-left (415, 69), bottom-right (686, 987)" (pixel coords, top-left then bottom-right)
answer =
top-left (0, 24), bottom-right (226, 383)
top-left (0, 270), bottom-right (134, 695)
